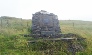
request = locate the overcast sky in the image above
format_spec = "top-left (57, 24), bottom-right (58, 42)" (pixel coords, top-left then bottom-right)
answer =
top-left (0, 0), bottom-right (92, 21)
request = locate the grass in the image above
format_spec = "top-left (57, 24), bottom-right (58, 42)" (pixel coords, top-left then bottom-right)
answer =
top-left (0, 16), bottom-right (92, 55)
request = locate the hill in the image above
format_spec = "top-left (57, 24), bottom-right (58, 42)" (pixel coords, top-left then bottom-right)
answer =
top-left (0, 16), bottom-right (32, 35)
top-left (0, 16), bottom-right (92, 55)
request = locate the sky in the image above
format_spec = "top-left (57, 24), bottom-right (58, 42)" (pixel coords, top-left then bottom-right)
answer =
top-left (0, 0), bottom-right (92, 21)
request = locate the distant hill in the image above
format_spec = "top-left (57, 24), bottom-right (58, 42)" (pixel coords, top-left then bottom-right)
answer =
top-left (0, 16), bottom-right (21, 19)
top-left (0, 16), bottom-right (31, 35)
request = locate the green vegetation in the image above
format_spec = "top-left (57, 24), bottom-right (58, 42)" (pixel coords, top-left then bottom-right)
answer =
top-left (0, 16), bottom-right (92, 55)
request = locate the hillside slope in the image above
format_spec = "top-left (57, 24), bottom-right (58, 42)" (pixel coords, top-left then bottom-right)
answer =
top-left (0, 16), bottom-right (92, 55)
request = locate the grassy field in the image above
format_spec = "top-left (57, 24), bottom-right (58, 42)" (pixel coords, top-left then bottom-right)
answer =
top-left (0, 16), bottom-right (92, 55)
top-left (60, 20), bottom-right (92, 55)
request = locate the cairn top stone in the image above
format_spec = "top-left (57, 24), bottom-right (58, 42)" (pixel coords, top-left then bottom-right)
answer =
top-left (34, 10), bottom-right (56, 15)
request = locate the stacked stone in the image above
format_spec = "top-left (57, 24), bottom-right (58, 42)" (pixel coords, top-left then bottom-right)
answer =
top-left (31, 10), bottom-right (61, 37)
top-left (32, 14), bottom-right (40, 34)
top-left (53, 15), bottom-right (61, 33)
